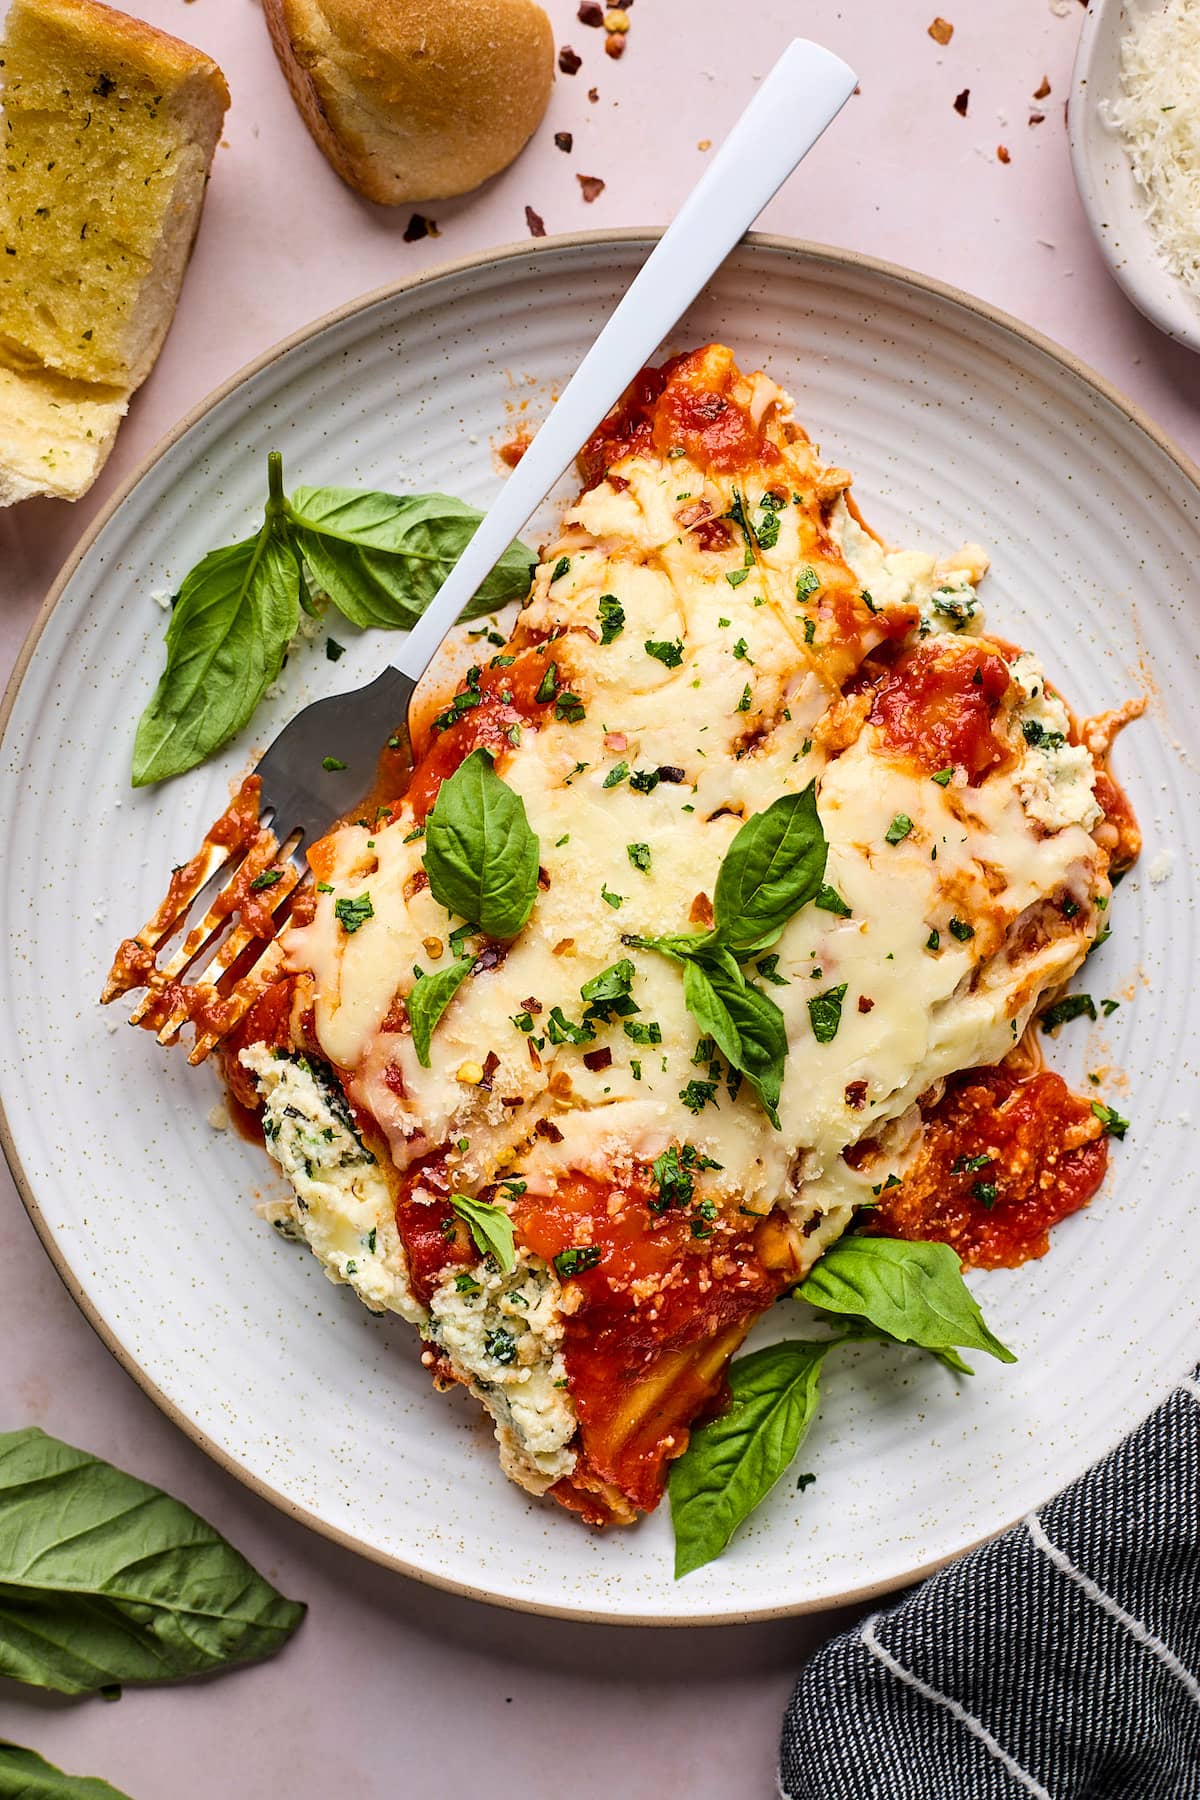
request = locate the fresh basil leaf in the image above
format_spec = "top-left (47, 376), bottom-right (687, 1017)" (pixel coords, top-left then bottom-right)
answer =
top-left (449, 1192), bottom-right (516, 1273)
top-left (712, 785), bottom-right (828, 951)
top-left (681, 953), bottom-right (786, 1128)
top-left (0, 1744), bottom-right (132, 1799)
top-left (408, 957), bottom-right (473, 1066)
top-left (424, 748), bottom-right (540, 938)
top-left (838, 1316), bottom-right (976, 1376)
top-left (288, 487), bottom-right (533, 626)
top-left (669, 1338), bottom-right (837, 1577)
top-left (132, 525), bottom-right (298, 787)
top-left (797, 1236), bottom-right (1016, 1364)
top-left (0, 1428), bottom-right (305, 1695)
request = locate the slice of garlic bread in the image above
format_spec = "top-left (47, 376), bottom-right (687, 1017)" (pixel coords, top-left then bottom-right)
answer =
top-left (0, 0), bottom-right (229, 504)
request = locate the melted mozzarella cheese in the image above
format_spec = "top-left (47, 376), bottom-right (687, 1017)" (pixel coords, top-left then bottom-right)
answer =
top-left (280, 411), bottom-right (1108, 1266)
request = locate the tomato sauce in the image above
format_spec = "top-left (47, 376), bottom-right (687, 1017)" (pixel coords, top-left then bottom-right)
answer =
top-left (867, 640), bottom-right (1014, 783)
top-left (578, 344), bottom-right (782, 487)
top-left (862, 1066), bottom-right (1109, 1268)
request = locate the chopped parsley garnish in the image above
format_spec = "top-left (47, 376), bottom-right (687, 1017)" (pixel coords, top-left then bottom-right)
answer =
top-left (755, 953), bottom-right (789, 986)
top-left (1040, 993), bottom-right (1097, 1031)
top-left (885, 814), bottom-right (914, 845)
top-left (952, 1153), bottom-right (992, 1175)
top-left (972, 1181), bottom-right (998, 1208)
top-left (735, 682), bottom-right (753, 713)
top-left (326, 637), bottom-right (345, 662)
top-left (629, 768), bottom-right (661, 793)
top-left (623, 1018), bottom-right (662, 1045)
top-left (334, 893), bottom-right (374, 934)
top-left (803, 618), bottom-right (816, 646)
top-left (546, 1006), bottom-right (594, 1045)
top-left (454, 1272), bottom-right (482, 1295)
top-left (932, 766), bottom-right (954, 786)
top-left (808, 982), bottom-right (848, 1045)
top-left (322, 755), bottom-right (347, 772)
top-left (554, 1245), bottom-right (602, 1279)
top-left (1101, 998), bottom-right (1120, 1017)
top-left (627, 842), bottom-right (652, 872)
top-left (948, 917), bottom-right (975, 942)
top-left (725, 568), bottom-right (751, 589)
top-left (925, 929), bottom-right (940, 951)
top-left (861, 589), bottom-right (879, 614)
top-left (316, 881), bottom-right (334, 894)
top-left (550, 556), bottom-right (570, 582)
top-left (645, 638), bottom-right (685, 668)
top-left (1091, 1101), bottom-right (1129, 1139)
top-left (796, 566), bottom-right (820, 600)
top-left (603, 760), bottom-right (630, 788)
top-left (555, 691), bottom-right (586, 723)
top-left (679, 1078), bottom-right (719, 1114)
top-left (650, 1142), bottom-right (722, 1212)
top-left (754, 495), bottom-right (783, 549)
top-left (250, 868), bottom-right (283, 891)
top-left (598, 594), bottom-right (625, 644)
top-left (535, 662), bottom-right (558, 704)
top-left (733, 637), bottom-right (753, 662)
top-left (600, 884), bottom-right (623, 909)
top-left (814, 884), bottom-right (851, 917)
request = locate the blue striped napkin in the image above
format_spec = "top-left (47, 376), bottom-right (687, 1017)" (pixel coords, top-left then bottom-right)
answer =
top-left (780, 1367), bottom-right (1200, 1799)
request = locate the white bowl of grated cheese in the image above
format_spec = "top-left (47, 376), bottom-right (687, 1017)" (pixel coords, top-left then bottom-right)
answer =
top-left (1069, 0), bottom-right (1200, 355)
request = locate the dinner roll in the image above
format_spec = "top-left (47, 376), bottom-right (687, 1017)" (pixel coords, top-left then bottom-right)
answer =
top-left (263, 0), bottom-right (555, 205)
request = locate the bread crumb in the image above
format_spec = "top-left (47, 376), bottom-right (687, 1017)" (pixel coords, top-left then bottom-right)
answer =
top-left (587, 85), bottom-right (600, 102)
top-left (928, 16), bottom-right (953, 43)
top-left (577, 173), bottom-right (606, 202)
top-left (525, 205), bottom-right (546, 237)
top-left (207, 1101), bottom-right (230, 1131)
top-left (577, 0), bottom-right (603, 21)
top-left (953, 87), bottom-right (970, 115)
top-left (997, 143), bottom-right (1011, 162)
top-left (697, 138), bottom-right (712, 151)
top-left (1034, 74), bottom-right (1051, 98)
top-left (604, 7), bottom-right (630, 29)
top-left (604, 32), bottom-right (625, 57)
top-left (554, 130), bottom-right (573, 151)
top-left (1029, 110), bottom-right (1045, 125)
top-left (558, 45), bottom-right (582, 74)
top-left (151, 588), bottom-right (171, 610)
top-left (1148, 849), bottom-right (1174, 884)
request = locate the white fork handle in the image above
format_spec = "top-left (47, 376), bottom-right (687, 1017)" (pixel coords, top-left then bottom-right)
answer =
top-left (396, 36), bottom-right (857, 683)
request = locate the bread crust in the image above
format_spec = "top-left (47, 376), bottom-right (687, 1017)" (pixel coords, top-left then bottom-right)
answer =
top-left (264, 0), bottom-right (554, 204)
top-left (12, 0), bottom-right (231, 102)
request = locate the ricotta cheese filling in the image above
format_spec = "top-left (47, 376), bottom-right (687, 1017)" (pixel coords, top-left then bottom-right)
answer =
top-left (241, 1044), bottom-right (578, 1494)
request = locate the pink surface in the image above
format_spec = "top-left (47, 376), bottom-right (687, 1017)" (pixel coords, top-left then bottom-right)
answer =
top-left (1, 2), bottom-right (1198, 1795)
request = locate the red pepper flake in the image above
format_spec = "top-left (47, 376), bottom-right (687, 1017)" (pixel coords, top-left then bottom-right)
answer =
top-left (577, 173), bottom-right (606, 203)
top-left (587, 86), bottom-right (600, 102)
top-left (554, 130), bottom-right (574, 152)
top-left (578, 0), bottom-right (603, 22)
top-left (604, 32), bottom-right (625, 57)
top-left (480, 1050), bottom-right (500, 1091)
top-left (857, 995), bottom-right (875, 1014)
top-left (953, 87), bottom-right (969, 115)
top-left (997, 143), bottom-right (1011, 163)
top-left (536, 1118), bottom-right (565, 1143)
top-left (583, 1047), bottom-right (613, 1072)
top-left (845, 1079), bottom-right (869, 1110)
top-left (403, 213), bottom-right (439, 242)
top-left (1034, 75), bottom-right (1051, 99)
top-left (559, 44), bottom-right (582, 74)
top-left (525, 205), bottom-right (547, 238)
top-left (928, 16), bottom-right (953, 43)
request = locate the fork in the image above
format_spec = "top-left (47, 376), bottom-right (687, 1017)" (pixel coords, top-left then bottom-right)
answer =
top-left (103, 38), bottom-right (857, 1061)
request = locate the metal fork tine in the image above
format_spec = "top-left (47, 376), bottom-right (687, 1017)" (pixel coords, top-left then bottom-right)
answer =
top-left (153, 858), bottom-right (303, 1044)
top-left (188, 940), bottom-right (289, 1066)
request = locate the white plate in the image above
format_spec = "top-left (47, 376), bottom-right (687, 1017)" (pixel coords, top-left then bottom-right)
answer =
top-left (1069, 0), bottom-right (1200, 355)
top-left (3, 235), bottom-right (1199, 1624)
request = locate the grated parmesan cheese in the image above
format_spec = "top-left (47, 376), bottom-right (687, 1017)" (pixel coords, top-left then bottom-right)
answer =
top-left (1106, 0), bottom-right (1200, 291)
